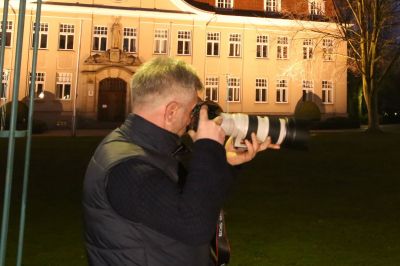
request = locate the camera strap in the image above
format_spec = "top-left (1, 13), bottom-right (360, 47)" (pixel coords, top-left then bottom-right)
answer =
top-left (211, 210), bottom-right (231, 266)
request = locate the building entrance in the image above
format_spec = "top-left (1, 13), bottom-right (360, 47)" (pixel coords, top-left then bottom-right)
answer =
top-left (98, 78), bottom-right (127, 122)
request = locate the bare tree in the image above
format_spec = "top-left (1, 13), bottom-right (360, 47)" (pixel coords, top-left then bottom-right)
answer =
top-left (332, 0), bottom-right (400, 132)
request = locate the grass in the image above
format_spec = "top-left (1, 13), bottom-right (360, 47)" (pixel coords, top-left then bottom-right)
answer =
top-left (1, 129), bottom-right (400, 265)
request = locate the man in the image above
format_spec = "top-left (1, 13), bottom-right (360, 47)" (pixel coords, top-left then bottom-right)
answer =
top-left (83, 57), bottom-right (279, 266)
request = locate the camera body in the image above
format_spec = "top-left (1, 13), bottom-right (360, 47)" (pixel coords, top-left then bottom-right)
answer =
top-left (190, 101), bottom-right (309, 149)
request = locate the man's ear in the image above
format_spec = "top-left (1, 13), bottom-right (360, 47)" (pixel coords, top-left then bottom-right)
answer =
top-left (164, 101), bottom-right (179, 125)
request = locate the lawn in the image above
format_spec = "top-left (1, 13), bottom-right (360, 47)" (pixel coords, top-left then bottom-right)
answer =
top-left (1, 129), bottom-right (400, 266)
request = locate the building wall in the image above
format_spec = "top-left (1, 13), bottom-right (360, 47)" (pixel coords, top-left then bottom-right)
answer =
top-left (0, 0), bottom-right (347, 129)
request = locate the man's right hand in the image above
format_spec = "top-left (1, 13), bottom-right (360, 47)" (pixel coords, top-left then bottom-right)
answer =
top-left (188, 105), bottom-right (225, 145)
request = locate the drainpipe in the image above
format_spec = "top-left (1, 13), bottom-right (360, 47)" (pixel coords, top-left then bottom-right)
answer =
top-left (72, 19), bottom-right (83, 136)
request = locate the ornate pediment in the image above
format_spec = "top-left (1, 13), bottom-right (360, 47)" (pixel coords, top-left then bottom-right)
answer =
top-left (84, 49), bottom-right (141, 66)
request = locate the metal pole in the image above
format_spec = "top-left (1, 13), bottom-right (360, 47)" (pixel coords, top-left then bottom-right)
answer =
top-left (72, 19), bottom-right (83, 137)
top-left (0, 1), bottom-right (27, 265)
top-left (0, 0), bottom-right (10, 131)
top-left (16, 0), bottom-right (41, 264)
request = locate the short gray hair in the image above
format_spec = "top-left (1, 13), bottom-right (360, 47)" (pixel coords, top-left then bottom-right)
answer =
top-left (131, 57), bottom-right (203, 105)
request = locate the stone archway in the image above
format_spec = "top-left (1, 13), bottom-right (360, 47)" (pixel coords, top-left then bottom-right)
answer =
top-left (97, 78), bottom-right (127, 122)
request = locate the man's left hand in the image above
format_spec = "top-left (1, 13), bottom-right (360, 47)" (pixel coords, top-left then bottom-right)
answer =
top-left (225, 133), bottom-right (280, 166)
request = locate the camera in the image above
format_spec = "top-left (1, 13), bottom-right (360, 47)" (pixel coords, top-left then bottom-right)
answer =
top-left (190, 101), bottom-right (309, 149)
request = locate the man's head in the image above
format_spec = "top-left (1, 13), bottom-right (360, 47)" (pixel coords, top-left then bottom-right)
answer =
top-left (131, 57), bottom-right (203, 136)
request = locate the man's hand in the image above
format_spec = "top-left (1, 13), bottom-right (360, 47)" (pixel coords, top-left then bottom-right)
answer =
top-left (188, 105), bottom-right (225, 145)
top-left (225, 133), bottom-right (280, 166)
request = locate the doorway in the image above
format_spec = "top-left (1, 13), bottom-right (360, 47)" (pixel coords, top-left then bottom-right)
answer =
top-left (97, 78), bottom-right (127, 122)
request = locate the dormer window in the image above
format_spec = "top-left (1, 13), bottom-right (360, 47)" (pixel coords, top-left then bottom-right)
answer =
top-left (309, 0), bottom-right (325, 16)
top-left (264, 0), bottom-right (281, 12)
top-left (216, 0), bottom-right (233, 9)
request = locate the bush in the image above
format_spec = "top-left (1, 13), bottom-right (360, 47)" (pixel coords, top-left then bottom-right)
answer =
top-left (294, 101), bottom-right (321, 121)
top-left (313, 116), bottom-right (361, 130)
top-left (32, 119), bottom-right (48, 134)
top-left (0, 101), bottom-right (29, 129)
top-left (0, 101), bottom-right (48, 133)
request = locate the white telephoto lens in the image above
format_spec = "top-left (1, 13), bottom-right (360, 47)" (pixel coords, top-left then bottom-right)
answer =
top-left (276, 118), bottom-right (287, 145)
top-left (256, 116), bottom-right (269, 143)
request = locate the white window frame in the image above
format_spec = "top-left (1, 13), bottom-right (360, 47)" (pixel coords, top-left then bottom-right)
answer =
top-left (32, 22), bottom-right (49, 49)
top-left (256, 35), bottom-right (269, 59)
top-left (92, 26), bottom-right (108, 52)
top-left (154, 29), bottom-right (168, 54)
top-left (216, 0), bottom-right (233, 8)
top-left (177, 30), bottom-right (191, 55)
top-left (0, 21), bottom-right (13, 47)
top-left (277, 36), bottom-right (289, 59)
top-left (205, 76), bottom-right (219, 102)
top-left (255, 78), bottom-right (268, 103)
top-left (56, 72), bottom-right (72, 100)
top-left (323, 38), bottom-right (334, 61)
top-left (309, 0), bottom-right (325, 15)
top-left (302, 80), bottom-right (314, 101)
top-left (229, 33), bottom-right (241, 57)
top-left (264, 0), bottom-right (281, 12)
top-left (1, 69), bottom-right (10, 99)
top-left (276, 79), bottom-right (288, 103)
top-left (303, 39), bottom-right (314, 60)
top-left (29, 72), bottom-right (46, 99)
top-left (227, 77), bottom-right (240, 102)
top-left (59, 24), bottom-right (74, 50)
top-left (123, 27), bottom-right (137, 53)
top-left (322, 80), bottom-right (334, 104)
top-left (206, 32), bottom-right (220, 56)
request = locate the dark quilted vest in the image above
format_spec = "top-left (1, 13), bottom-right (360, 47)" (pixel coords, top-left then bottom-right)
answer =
top-left (82, 126), bottom-right (211, 266)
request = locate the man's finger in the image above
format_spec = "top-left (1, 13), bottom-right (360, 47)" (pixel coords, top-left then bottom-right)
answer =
top-left (199, 105), bottom-right (209, 122)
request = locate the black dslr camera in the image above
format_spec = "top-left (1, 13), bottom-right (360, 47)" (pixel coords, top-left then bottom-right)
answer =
top-left (189, 101), bottom-right (309, 149)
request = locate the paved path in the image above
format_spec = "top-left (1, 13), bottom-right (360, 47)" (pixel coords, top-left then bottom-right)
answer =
top-left (33, 124), bottom-right (400, 137)
top-left (34, 129), bottom-right (113, 137)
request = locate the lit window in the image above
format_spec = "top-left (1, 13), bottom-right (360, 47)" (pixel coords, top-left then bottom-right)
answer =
top-left (302, 80), bottom-right (314, 101)
top-left (154, 29), bottom-right (168, 54)
top-left (59, 24), bottom-right (74, 50)
top-left (309, 0), bottom-right (325, 15)
top-left (205, 76), bottom-right (219, 102)
top-left (1, 69), bottom-right (10, 99)
top-left (229, 34), bottom-right (241, 57)
top-left (56, 73), bottom-right (72, 100)
top-left (177, 30), bottom-right (191, 55)
top-left (276, 79), bottom-right (288, 103)
top-left (206, 32), bottom-right (220, 56)
top-left (0, 21), bottom-right (13, 47)
top-left (277, 36), bottom-right (289, 59)
top-left (29, 72), bottom-right (46, 98)
top-left (216, 0), bottom-right (233, 9)
top-left (32, 23), bottom-right (48, 49)
top-left (322, 80), bottom-right (334, 103)
top-left (227, 77), bottom-right (240, 102)
top-left (303, 39), bottom-right (314, 60)
top-left (256, 35), bottom-right (269, 58)
top-left (93, 26), bottom-right (108, 52)
top-left (323, 38), bottom-right (334, 61)
top-left (265, 0), bottom-right (280, 12)
top-left (255, 78), bottom-right (268, 103)
top-left (123, 27), bottom-right (137, 53)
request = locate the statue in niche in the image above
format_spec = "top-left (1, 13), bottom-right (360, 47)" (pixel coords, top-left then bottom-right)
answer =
top-left (111, 17), bottom-right (122, 49)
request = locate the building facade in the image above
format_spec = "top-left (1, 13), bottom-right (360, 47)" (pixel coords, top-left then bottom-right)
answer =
top-left (0, 0), bottom-right (347, 129)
